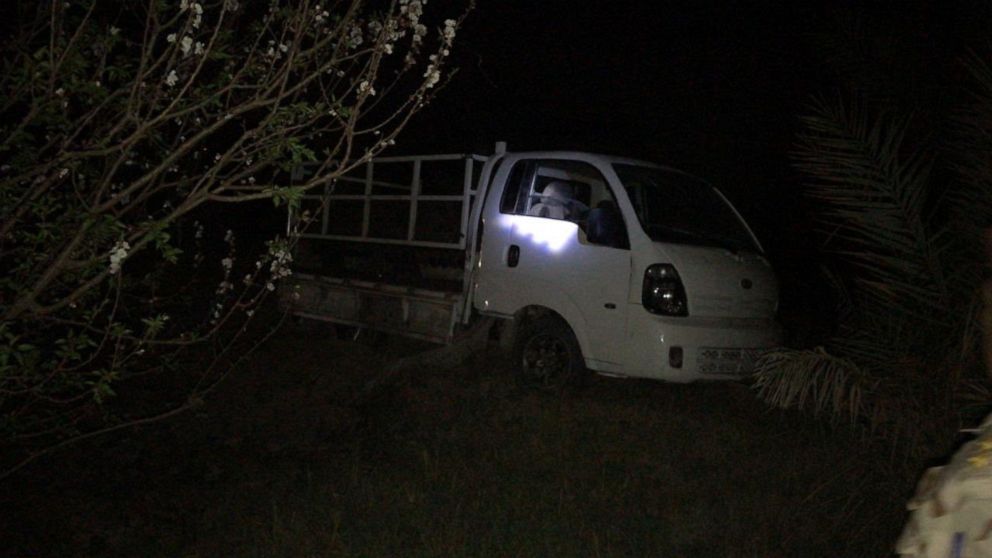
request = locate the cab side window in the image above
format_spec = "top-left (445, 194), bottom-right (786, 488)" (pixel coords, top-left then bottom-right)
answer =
top-left (499, 159), bottom-right (629, 249)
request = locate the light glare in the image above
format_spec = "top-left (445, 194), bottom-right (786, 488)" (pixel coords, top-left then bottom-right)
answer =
top-left (500, 215), bottom-right (575, 253)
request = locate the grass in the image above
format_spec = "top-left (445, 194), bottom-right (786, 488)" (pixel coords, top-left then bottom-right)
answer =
top-left (1, 318), bottom-right (922, 557)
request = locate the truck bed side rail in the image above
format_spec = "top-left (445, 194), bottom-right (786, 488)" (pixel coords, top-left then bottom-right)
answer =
top-left (292, 153), bottom-right (488, 250)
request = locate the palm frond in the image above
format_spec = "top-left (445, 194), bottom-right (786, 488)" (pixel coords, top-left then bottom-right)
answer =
top-left (794, 97), bottom-right (949, 321)
top-left (753, 347), bottom-right (877, 425)
top-left (944, 52), bottom-right (992, 237)
top-left (939, 54), bottom-right (992, 372)
top-left (819, 263), bottom-right (854, 320)
top-left (828, 320), bottom-right (911, 371)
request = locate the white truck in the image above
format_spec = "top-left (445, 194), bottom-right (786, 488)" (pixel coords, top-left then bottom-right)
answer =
top-left (280, 142), bottom-right (782, 384)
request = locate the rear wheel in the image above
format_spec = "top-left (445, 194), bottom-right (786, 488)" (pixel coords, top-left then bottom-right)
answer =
top-left (515, 316), bottom-right (585, 390)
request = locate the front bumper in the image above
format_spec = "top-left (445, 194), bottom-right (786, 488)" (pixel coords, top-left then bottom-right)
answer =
top-left (623, 308), bottom-right (783, 382)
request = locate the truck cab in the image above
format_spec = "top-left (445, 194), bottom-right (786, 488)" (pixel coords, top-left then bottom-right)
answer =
top-left (471, 151), bottom-right (781, 383)
top-left (281, 144), bottom-right (782, 383)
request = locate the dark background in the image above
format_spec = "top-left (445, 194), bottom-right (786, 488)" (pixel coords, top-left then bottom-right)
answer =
top-left (400, 0), bottom-right (990, 251)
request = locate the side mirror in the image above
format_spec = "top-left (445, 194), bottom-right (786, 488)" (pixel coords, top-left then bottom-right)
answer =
top-left (586, 205), bottom-right (627, 248)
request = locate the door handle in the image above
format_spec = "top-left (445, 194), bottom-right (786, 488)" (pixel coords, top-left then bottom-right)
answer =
top-left (507, 245), bottom-right (520, 267)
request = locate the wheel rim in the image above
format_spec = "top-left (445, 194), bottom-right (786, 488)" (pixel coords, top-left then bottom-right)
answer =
top-left (521, 333), bottom-right (570, 385)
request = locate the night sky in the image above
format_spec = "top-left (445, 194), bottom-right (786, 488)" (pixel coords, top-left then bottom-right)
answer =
top-left (401, 0), bottom-right (992, 262)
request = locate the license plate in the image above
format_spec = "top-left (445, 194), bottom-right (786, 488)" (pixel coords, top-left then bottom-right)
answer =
top-left (698, 347), bottom-right (760, 376)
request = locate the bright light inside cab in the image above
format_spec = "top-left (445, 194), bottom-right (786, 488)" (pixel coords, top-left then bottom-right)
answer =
top-left (500, 214), bottom-right (575, 253)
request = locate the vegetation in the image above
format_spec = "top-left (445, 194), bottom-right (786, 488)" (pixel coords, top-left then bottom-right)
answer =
top-left (0, 0), bottom-right (466, 479)
top-left (1, 325), bottom-right (911, 557)
top-left (753, 48), bottom-right (992, 452)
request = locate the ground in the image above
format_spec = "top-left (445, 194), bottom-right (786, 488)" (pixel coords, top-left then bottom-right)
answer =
top-left (2, 317), bottom-right (920, 557)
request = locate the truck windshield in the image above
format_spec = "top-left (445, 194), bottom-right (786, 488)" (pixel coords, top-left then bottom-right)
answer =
top-left (613, 164), bottom-right (758, 252)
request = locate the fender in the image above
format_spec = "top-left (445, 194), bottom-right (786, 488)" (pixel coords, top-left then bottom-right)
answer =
top-left (479, 276), bottom-right (610, 371)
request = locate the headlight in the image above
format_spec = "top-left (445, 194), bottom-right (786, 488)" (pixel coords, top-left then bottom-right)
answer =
top-left (642, 264), bottom-right (688, 316)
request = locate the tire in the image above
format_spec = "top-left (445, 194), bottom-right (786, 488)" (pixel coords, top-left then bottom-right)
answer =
top-left (514, 315), bottom-right (586, 390)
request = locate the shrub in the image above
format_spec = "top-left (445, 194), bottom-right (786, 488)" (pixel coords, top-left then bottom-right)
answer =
top-left (0, 0), bottom-right (467, 479)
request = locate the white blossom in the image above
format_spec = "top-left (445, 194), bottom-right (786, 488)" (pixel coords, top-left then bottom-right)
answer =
top-left (109, 26), bottom-right (120, 36)
top-left (221, 257), bottom-right (233, 270)
top-left (167, 33), bottom-right (177, 44)
top-left (423, 64), bottom-right (440, 88)
top-left (191, 2), bottom-right (203, 28)
top-left (267, 243), bottom-right (293, 283)
top-left (412, 23), bottom-right (427, 45)
top-left (180, 35), bottom-right (193, 56)
top-left (358, 80), bottom-right (376, 96)
top-left (348, 25), bottom-right (363, 49)
top-left (401, 0), bottom-right (423, 24)
top-left (442, 19), bottom-right (457, 44)
top-left (108, 240), bottom-right (131, 274)
top-left (180, 0), bottom-right (190, 10)
top-left (165, 70), bottom-right (179, 87)
top-left (386, 19), bottom-right (406, 43)
top-left (194, 41), bottom-right (205, 56)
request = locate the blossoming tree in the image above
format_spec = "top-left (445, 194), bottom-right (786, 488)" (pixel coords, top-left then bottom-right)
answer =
top-left (0, 0), bottom-right (466, 478)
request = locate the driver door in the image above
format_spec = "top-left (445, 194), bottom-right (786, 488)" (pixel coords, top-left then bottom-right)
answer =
top-left (476, 157), bottom-right (631, 370)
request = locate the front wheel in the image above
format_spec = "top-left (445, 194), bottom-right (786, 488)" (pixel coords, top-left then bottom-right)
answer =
top-left (515, 316), bottom-right (586, 390)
